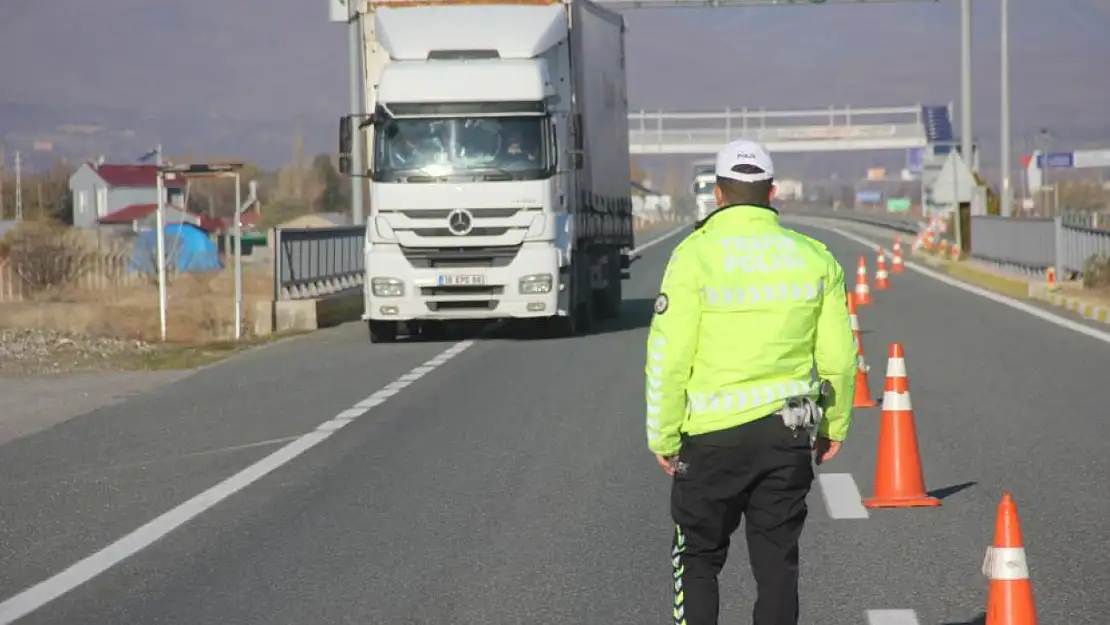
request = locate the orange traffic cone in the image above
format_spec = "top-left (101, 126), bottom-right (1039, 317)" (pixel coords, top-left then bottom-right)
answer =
top-left (854, 256), bottom-right (872, 306)
top-left (983, 493), bottom-right (1038, 625)
top-left (892, 241), bottom-right (905, 274)
top-left (863, 343), bottom-right (940, 508)
top-left (848, 294), bottom-right (877, 408)
top-left (848, 290), bottom-right (862, 346)
top-left (875, 250), bottom-right (890, 290)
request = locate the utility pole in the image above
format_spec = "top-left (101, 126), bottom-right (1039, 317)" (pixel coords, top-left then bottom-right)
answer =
top-left (148, 144), bottom-right (169, 342)
top-left (956, 0), bottom-right (972, 247)
top-left (347, 0), bottom-right (365, 225)
top-left (14, 151), bottom-right (23, 222)
top-left (999, 0), bottom-right (1012, 217)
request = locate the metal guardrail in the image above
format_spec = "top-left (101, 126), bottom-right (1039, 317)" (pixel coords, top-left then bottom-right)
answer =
top-left (273, 225), bottom-right (365, 300)
top-left (795, 208), bottom-right (1110, 279)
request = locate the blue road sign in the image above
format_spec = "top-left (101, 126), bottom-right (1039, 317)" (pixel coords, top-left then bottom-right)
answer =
top-left (856, 190), bottom-right (882, 203)
top-left (906, 147), bottom-right (925, 173)
top-left (1035, 152), bottom-right (1074, 169)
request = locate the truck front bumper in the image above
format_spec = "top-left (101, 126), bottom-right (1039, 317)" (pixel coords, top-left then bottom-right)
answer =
top-left (362, 244), bottom-right (563, 322)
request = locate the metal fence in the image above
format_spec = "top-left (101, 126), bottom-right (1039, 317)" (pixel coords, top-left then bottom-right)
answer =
top-left (913, 216), bottom-right (1110, 278)
top-left (792, 207), bottom-right (1110, 279)
top-left (272, 225), bottom-right (365, 300)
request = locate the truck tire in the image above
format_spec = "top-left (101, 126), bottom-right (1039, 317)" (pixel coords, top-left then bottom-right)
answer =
top-left (368, 320), bottom-right (399, 343)
top-left (597, 249), bottom-right (623, 319)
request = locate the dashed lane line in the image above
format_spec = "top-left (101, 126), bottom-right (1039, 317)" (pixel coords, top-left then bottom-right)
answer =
top-left (0, 339), bottom-right (477, 625)
top-left (818, 472), bottom-right (870, 520)
top-left (866, 608), bottom-right (921, 625)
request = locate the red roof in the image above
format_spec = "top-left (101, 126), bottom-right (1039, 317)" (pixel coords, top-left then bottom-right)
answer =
top-left (88, 163), bottom-right (186, 188)
top-left (99, 203), bottom-right (247, 234)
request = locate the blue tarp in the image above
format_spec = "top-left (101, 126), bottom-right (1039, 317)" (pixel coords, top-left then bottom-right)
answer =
top-left (130, 223), bottom-right (224, 275)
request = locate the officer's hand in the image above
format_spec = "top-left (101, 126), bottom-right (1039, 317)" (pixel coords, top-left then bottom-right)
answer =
top-left (655, 454), bottom-right (675, 476)
top-left (814, 438), bottom-right (841, 465)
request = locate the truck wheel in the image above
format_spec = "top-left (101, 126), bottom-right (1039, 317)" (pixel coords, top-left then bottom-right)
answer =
top-left (368, 320), bottom-right (399, 343)
top-left (597, 251), bottom-right (623, 319)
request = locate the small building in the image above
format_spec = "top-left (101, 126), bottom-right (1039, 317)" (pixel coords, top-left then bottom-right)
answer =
top-left (68, 161), bottom-right (187, 228)
top-left (97, 202), bottom-right (226, 233)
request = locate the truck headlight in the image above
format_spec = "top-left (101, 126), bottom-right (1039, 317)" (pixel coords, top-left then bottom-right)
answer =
top-left (371, 277), bottom-right (404, 297)
top-left (519, 273), bottom-right (553, 294)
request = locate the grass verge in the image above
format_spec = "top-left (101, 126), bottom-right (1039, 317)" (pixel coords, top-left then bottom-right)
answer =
top-left (111, 331), bottom-right (310, 372)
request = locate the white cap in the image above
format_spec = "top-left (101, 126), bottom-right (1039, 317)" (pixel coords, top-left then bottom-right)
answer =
top-left (715, 139), bottom-right (775, 183)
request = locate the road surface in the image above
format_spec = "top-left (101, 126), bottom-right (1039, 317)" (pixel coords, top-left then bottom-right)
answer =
top-left (1, 219), bottom-right (1106, 624)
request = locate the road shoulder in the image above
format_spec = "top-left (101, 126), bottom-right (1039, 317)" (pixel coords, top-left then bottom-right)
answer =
top-left (0, 370), bottom-right (192, 447)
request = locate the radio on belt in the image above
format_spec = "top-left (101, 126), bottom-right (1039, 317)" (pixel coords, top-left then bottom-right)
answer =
top-left (779, 379), bottom-right (832, 433)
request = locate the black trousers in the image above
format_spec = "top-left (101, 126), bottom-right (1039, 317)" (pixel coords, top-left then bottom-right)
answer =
top-left (669, 415), bottom-right (815, 625)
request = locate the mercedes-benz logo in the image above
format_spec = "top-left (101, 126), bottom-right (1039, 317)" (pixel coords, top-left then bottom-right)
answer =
top-left (446, 208), bottom-right (473, 236)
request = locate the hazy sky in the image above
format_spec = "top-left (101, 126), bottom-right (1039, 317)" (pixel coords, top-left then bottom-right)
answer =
top-left (0, 0), bottom-right (1106, 171)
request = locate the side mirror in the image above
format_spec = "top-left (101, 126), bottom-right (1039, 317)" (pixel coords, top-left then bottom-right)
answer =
top-left (338, 115), bottom-right (353, 175)
top-left (358, 113), bottom-right (379, 129)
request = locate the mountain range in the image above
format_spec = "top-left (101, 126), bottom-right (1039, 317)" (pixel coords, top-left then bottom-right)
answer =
top-left (1, 0), bottom-right (1107, 179)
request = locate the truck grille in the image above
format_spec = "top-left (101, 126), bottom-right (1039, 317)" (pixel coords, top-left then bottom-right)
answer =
top-left (400, 245), bottom-right (520, 269)
top-left (411, 227), bottom-right (511, 237)
top-left (395, 207), bottom-right (529, 220)
top-left (419, 285), bottom-right (505, 297)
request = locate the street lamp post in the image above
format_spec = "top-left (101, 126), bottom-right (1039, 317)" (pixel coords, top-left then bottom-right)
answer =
top-left (999, 0), bottom-right (1012, 217)
top-left (347, 0), bottom-right (365, 226)
top-left (153, 146), bottom-right (169, 342)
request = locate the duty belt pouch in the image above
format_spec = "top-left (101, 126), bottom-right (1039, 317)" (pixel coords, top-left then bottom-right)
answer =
top-left (778, 396), bottom-right (824, 432)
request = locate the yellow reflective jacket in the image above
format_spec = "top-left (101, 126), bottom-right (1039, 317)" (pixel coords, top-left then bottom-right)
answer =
top-left (645, 205), bottom-right (857, 456)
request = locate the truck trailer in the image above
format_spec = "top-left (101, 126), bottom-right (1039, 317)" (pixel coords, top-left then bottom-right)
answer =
top-left (339, 0), bottom-right (635, 343)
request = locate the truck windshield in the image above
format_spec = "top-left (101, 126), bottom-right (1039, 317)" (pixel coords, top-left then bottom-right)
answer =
top-left (373, 116), bottom-right (550, 182)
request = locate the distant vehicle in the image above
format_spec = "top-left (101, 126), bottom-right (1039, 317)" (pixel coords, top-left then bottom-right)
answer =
top-left (691, 158), bottom-right (716, 221)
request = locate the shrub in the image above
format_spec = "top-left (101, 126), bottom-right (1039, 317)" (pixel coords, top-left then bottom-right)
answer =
top-left (2, 220), bottom-right (96, 292)
top-left (1081, 253), bottom-right (1110, 290)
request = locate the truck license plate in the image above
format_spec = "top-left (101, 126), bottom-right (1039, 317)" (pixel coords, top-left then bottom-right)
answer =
top-left (437, 274), bottom-right (485, 286)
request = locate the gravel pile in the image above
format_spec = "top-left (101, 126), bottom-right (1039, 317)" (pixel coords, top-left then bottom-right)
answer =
top-left (0, 328), bottom-right (155, 376)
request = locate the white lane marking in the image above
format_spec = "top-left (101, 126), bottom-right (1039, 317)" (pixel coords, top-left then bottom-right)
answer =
top-left (865, 609), bottom-right (921, 625)
top-left (818, 223), bottom-right (1110, 347)
top-left (316, 419), bottom-right (351, 432)
top-left (334, 408), bottom-right (367, 420)
top-left (632, 223), bottom-right (690, 255)
top-left (818, 473), bottom-right (870, 519)
top-left (354, 397), bottom-right (385, 410)
top-left (0, 339), bottom-right (477, 625)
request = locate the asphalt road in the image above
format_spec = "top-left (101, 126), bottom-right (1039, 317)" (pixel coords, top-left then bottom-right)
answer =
top-left (1, 218), bottom-right (1107, 624)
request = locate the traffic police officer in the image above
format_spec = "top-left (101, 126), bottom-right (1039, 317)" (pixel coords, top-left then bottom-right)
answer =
top-left (644, 139), bottom-right (858, 625)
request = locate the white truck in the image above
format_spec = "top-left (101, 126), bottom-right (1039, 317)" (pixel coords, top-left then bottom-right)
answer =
top-left (691, 159), bottom-right (716, 222)
top-left (338, 0), bottom-right (634, 343)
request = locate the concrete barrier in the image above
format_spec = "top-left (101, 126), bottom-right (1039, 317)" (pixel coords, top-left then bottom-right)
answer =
top-left (254, 290), bottom-right (364, 335)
